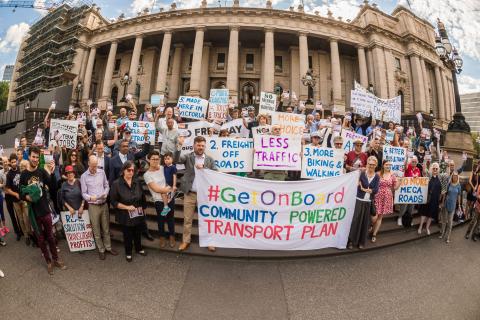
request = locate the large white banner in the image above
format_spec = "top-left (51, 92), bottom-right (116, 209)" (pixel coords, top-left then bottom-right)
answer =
top-left (195, 169), bottom-right (360, 250)
top-left (60, 211), bottom-right (96, 252)
top-left (49, 119), bottom-right (78, 149)
top-left (301, 146), bottom-right (344, 179)
top-left (253, 135), bottom-right (302, 171)
top-left (125, 121), bottom-right (156, 145)
top-left (220, 118), bottom-right (250, 138)
top-left (206, 137), bottom-right (254, 172)
top-left (351, 82), bottom-right (401, 123)
top-left (179, 121), bottom-right (212, 157)
top-left (177, 96), bottom-right (209, 120)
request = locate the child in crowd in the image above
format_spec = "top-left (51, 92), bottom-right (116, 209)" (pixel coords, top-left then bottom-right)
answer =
top-left (159, 152), bottom-right (177, 216)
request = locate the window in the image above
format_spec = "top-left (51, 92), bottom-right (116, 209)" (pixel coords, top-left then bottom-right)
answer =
top-left (114, 59), bottom-right (121, 72)
top-left (395, 57), bottom-right (401, 71)
top-left (139, 54), bottom-right (144, 67)
top-left (308, 56), bottom-right (313, 69)
top-left (275, 56), bottom-right (283, 73)
top-left (398, 90), bottom-right (404, 113)
top-left (135, 83), bottom-right (141, 98)
top-left (246, 53), bottom-right (254, 71)
top-left (189, 54), bottom-right (193, 70)
top-left (217, 53), bottom-right (226, 70)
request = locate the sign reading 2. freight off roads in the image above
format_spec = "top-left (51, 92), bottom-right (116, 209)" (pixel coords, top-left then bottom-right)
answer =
top-left (206, 137), bottom-right (254, 173)
top-left (196, 169), bottom-right (359, 250)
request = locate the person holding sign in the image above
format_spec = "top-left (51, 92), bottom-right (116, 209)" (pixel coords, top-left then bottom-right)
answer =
top-left (348, 156), bottom-right (380, 249)
top-left (372, 160), bottom-right (400, 243)
top-left (60, 166), bottom-right (85, 218)
top-left (262, 125), bottom-right (288, 181)
top-left (109, 161), bottom-right (147, 262)
top-left (345, 139), bottom-right (368, 172)
top-left (175, 136), bottom-right (217, 252)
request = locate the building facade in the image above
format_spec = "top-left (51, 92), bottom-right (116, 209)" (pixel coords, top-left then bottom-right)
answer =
top-left (7, 1), bottom-right (457, 126)
top-left (2, 65), bottom-right (14, 81)
top-left (461, 92), bottom-right (480, 133)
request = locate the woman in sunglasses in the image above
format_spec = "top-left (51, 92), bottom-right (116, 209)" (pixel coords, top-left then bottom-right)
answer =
top-left (61, 149), bottom-right (85, 180)
top-left (109, 161), bottom-right (147, 262)
top-left (418, 162), bottom-right (442, 235)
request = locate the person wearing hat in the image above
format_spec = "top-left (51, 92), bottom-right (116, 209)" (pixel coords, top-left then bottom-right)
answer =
top-left (309, 131), bottom-right (321, 147)
top-left (60, 165), bottom-right (85, 221)
top-left (112, 126), bottom-right (138, 156)
top-left (345, 138), bottom-right (367, 172)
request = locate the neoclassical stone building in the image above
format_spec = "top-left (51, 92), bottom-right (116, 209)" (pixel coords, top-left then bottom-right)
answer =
top-left (8, 1), bottom-right (457, 127)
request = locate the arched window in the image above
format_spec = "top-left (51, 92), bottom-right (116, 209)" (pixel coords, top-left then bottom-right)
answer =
top-left (213, 81), bottom-right (226, 89)
top-left (183, 80), bottom-right (190, 95)
top-left (242, 82), bottom-right (256, 105)
top-left (111, 86), bottom-right (118, 106)
top-left (274, 83), bottom-right (283, 95)
top-left (398, 90), bottom-right (404, 113)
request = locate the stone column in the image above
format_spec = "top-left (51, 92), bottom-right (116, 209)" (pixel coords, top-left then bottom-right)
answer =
top-left (420, 57), bottom-right (431, 112)
top-left (127, 34), bottom-right (144, 97)
top-left (330, 38), bottom-right (344, 112)
top-left (357, 46), bottom-right (368, 88)
top-left (168, 44), bottom-right (183, 101)
top-left (434, 65), bottom-right (445, 120)
top-left (384, 49), bottom-right (396, 98)
top-left (100, 41), bottom-right (118, 100)
top-left (289, 46), bottom-right (300, 101)
top-left (226, 26), bottom-right (239, 99)
top-left (263, 28), bottom-right (275, 92)
top-left (82, 46), bottom-right (97, 101)
top-left (260, 43), bottom-right (265, 93)
top-left (371, 46), bottom-right (388, 98)
top-left (200, 42), bottom-right (211, 99)
top-left (298, 32), bottom-right (309, 101)
top-left (409, 54), bottom-right (426, 113)
top-left (155, 30), bottom-right (172, 94)
top-left (188, 27), bottom-right (205, 96)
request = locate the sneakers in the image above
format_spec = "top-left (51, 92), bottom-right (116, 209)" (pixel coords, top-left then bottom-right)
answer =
top-left (47, 263), bottom-right (54, 275)
top-left (0, 239), bottom-right (6, 246)
top-left (397, 217), bottom-right (402, 226)
top-left (0, 269), bottom-right (4, 278)
top-left (54, 259), bottom-right (67, 270)
top-left (160, 207), bottom-right (171, 216)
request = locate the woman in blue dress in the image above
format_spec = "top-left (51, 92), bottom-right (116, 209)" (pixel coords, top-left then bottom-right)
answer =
top-left (440, 171), bottom-right (462, 243)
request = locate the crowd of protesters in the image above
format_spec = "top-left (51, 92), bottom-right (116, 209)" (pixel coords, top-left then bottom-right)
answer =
top-left (0, 90), bottom-right (478, 277)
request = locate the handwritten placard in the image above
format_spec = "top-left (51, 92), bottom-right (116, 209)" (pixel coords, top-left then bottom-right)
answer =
top-left (253, 135), bottom-right (302, 171)
top-left (259, 92), bottom-right (277, 115)
top-left (49, 119), bottom-right (79, 149)
top-left (206, 137), bottom-right (254, 172)
top-left (301, 146), bottom-right (344, 179)
top-left (208, 89), bottom-right (229, 122)
top-left (177, 96), bottom-right (208, 120)
top-left (383, 145), bottom-right (406, 177)
top-left (125, 121), bottom-right (156, 145)
top-left (271, 112), bottom-right (306, 136)
top-left (220, 119), bottom-right (250, 138)
top-left (341, 130), bottom-right (368, 152)
top-left (394, 177), bottom-right (428, 204)
top-left (60, 211), bottom-right (96, 252)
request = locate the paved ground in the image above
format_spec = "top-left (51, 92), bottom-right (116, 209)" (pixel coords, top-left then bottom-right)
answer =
top-left (1, 224), bottom-right (480, 320)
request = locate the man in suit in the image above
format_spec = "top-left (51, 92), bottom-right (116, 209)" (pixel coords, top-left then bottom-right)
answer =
top-left (109, 137), bottom-right (153, 241)
top-left (94, 140), bottom-right (110, 174)
top-left (175, 135), bottom-right (217, 252)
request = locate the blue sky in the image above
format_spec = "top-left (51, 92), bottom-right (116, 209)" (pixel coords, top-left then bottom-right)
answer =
top-left (1, 0), bottom-right (479, 93)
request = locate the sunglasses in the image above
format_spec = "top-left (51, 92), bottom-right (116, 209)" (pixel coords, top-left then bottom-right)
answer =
top-left (126, 168), bottom-right (134, 172)
top-left (433, 167), bottom-right (438, 170)
top-left (335, 143), bottom-right (343, 146)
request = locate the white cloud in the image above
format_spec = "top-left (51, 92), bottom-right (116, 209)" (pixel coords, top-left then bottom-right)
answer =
top-left (458, 75), bottom-right (480, 94)
top-left (130, 0), bottom-right (155, 14)
top-left (33, 0), bottom-right (48, 16)
top-left (297, 0), bottom-right (361, 20)
top-left (398, 0), bottom-right (480, 62)
top-left (0, 23), bottom-right (30, 53)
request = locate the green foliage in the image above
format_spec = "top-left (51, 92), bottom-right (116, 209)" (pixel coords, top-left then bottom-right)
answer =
top-left (472, 132), bottom-right (480, 159)
top-left (0, 81), bottom-right (9, 112)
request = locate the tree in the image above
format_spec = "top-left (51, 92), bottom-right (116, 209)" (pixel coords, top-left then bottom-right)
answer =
top-left (0, 81), bottom-right (9, 112)
top-left (472, 132), bottom-right (480, 159)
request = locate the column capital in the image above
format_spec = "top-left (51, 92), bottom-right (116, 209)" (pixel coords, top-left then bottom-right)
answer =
top-left (289, 46), bottom-right (299, 51)
top-left (134, 33), bottom-right (144, 39)
top-left (110, 40), bottom-right (119, 45)
top-left (264, 27), bottom-right (275, 33)
top-left (298, 31), bottom-right (308, 37)
top-left (89, 45), bottom-right (98, 50)
top-left (195, 26), bottom-right (206, 32)
top-left (163, 29), bottom-right (173, 35)
top-left (230, 25), bottom-right (240, 32)
top-left (356, 44), bottom-right (366, 50)
top-left (329, 37), bottom-right (340, 43)
top-left (173, 43), bottom-right (184, 48)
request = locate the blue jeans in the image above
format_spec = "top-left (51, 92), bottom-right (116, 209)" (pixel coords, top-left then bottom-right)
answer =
top-left (154, 200), bottom-right (175, 238)
top-left (0, 193), bottom-right (5, 222)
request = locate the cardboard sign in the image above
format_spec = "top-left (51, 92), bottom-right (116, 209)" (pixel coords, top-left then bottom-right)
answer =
top-left (208, 89), bottom-right (229, 122)
top-left (60, 211), bottom-right (96, 252)
top-left (251, 125), bottom-right (271, 138)
top-left (383, 146), bottom-right (406, 177)
top-left (394, 177), bottom-right (429, 204)
top-left (220, 119), bottom-right (250, 138)
top-left (49, 119), bottom-right (79, 149)
top-left (196, 169), bottom-right (360, 250)
top-left (301, 146), bottom-right (344, 179)
top-left (206, 137), bottom-right (254, 172)
top-left (253, 135), bottom-right (302, 171)
top-left (151, 94), bottom-right (165, 106)
top-left (271, 112), bottom-right (306, 136)
top-left (177, 96), bottom-right (208, 120)
top-left (125, 121), bottom-right (156, 145)
top-left (259, 92), bottom-right (277, 115)
top-left (341, 130), bottom-right (367, 153)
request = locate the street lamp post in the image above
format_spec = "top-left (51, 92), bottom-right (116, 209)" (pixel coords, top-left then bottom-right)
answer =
top-left (301, 69), bottom-right (316, 108)
top-left (435, 18), bottom-right (469, 132)
top-left (119, 72), bottom-right (131, 102)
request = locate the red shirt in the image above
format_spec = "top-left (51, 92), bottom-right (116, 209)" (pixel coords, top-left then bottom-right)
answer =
top-left (345, 151), bottom-right (367, 171)
top-left (405, 164), bottom-right (421, 177)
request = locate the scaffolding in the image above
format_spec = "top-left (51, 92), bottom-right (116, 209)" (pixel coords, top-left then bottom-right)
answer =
top-left (13, 3), bottom-right (90, 105)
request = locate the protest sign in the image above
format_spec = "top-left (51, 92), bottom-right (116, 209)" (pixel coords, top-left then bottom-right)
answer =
top-left (49, 119), bottom-right (79, 149)
top-left (196, 169), bottom-right (360, 250)
top-left (180, 121), bottom-right (212, 156)
top-left (341, 130), bottom-right (368, 152)
top-left (371, 95), bottom-right (401, 124)
top-left (394, 177), bottom-right (428, 204)
top-left (206, 137), bottom-right (254, 172)
top-left (271, 112), bottom-right (305, 136)
top-left (383, 145), bottom-right (406, 177)
top-left (350, 89), bottom-right (373, 118)
top-left (220, 118), bottom-right (250, 138)
top-left (60, 211), bottom-right (96, 252)
top-left (177, 96), bottom-right (208, 120)
top-left (253, 135), bottom-right (302, 171)
top-left (125, 121), bottom-right (156, 145)
top-left (301, 146), bottom-right (344, 179)
top-left (259, 92), bottom-right (277, 115)
top-left (386, 130), bottom-right (395, 143)
top-left (208, 89), bottom-right (229, 122)
top-left (150, 94), bottom-right (165, 106)
top-left (251, 125), bottom-right (271, 138)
